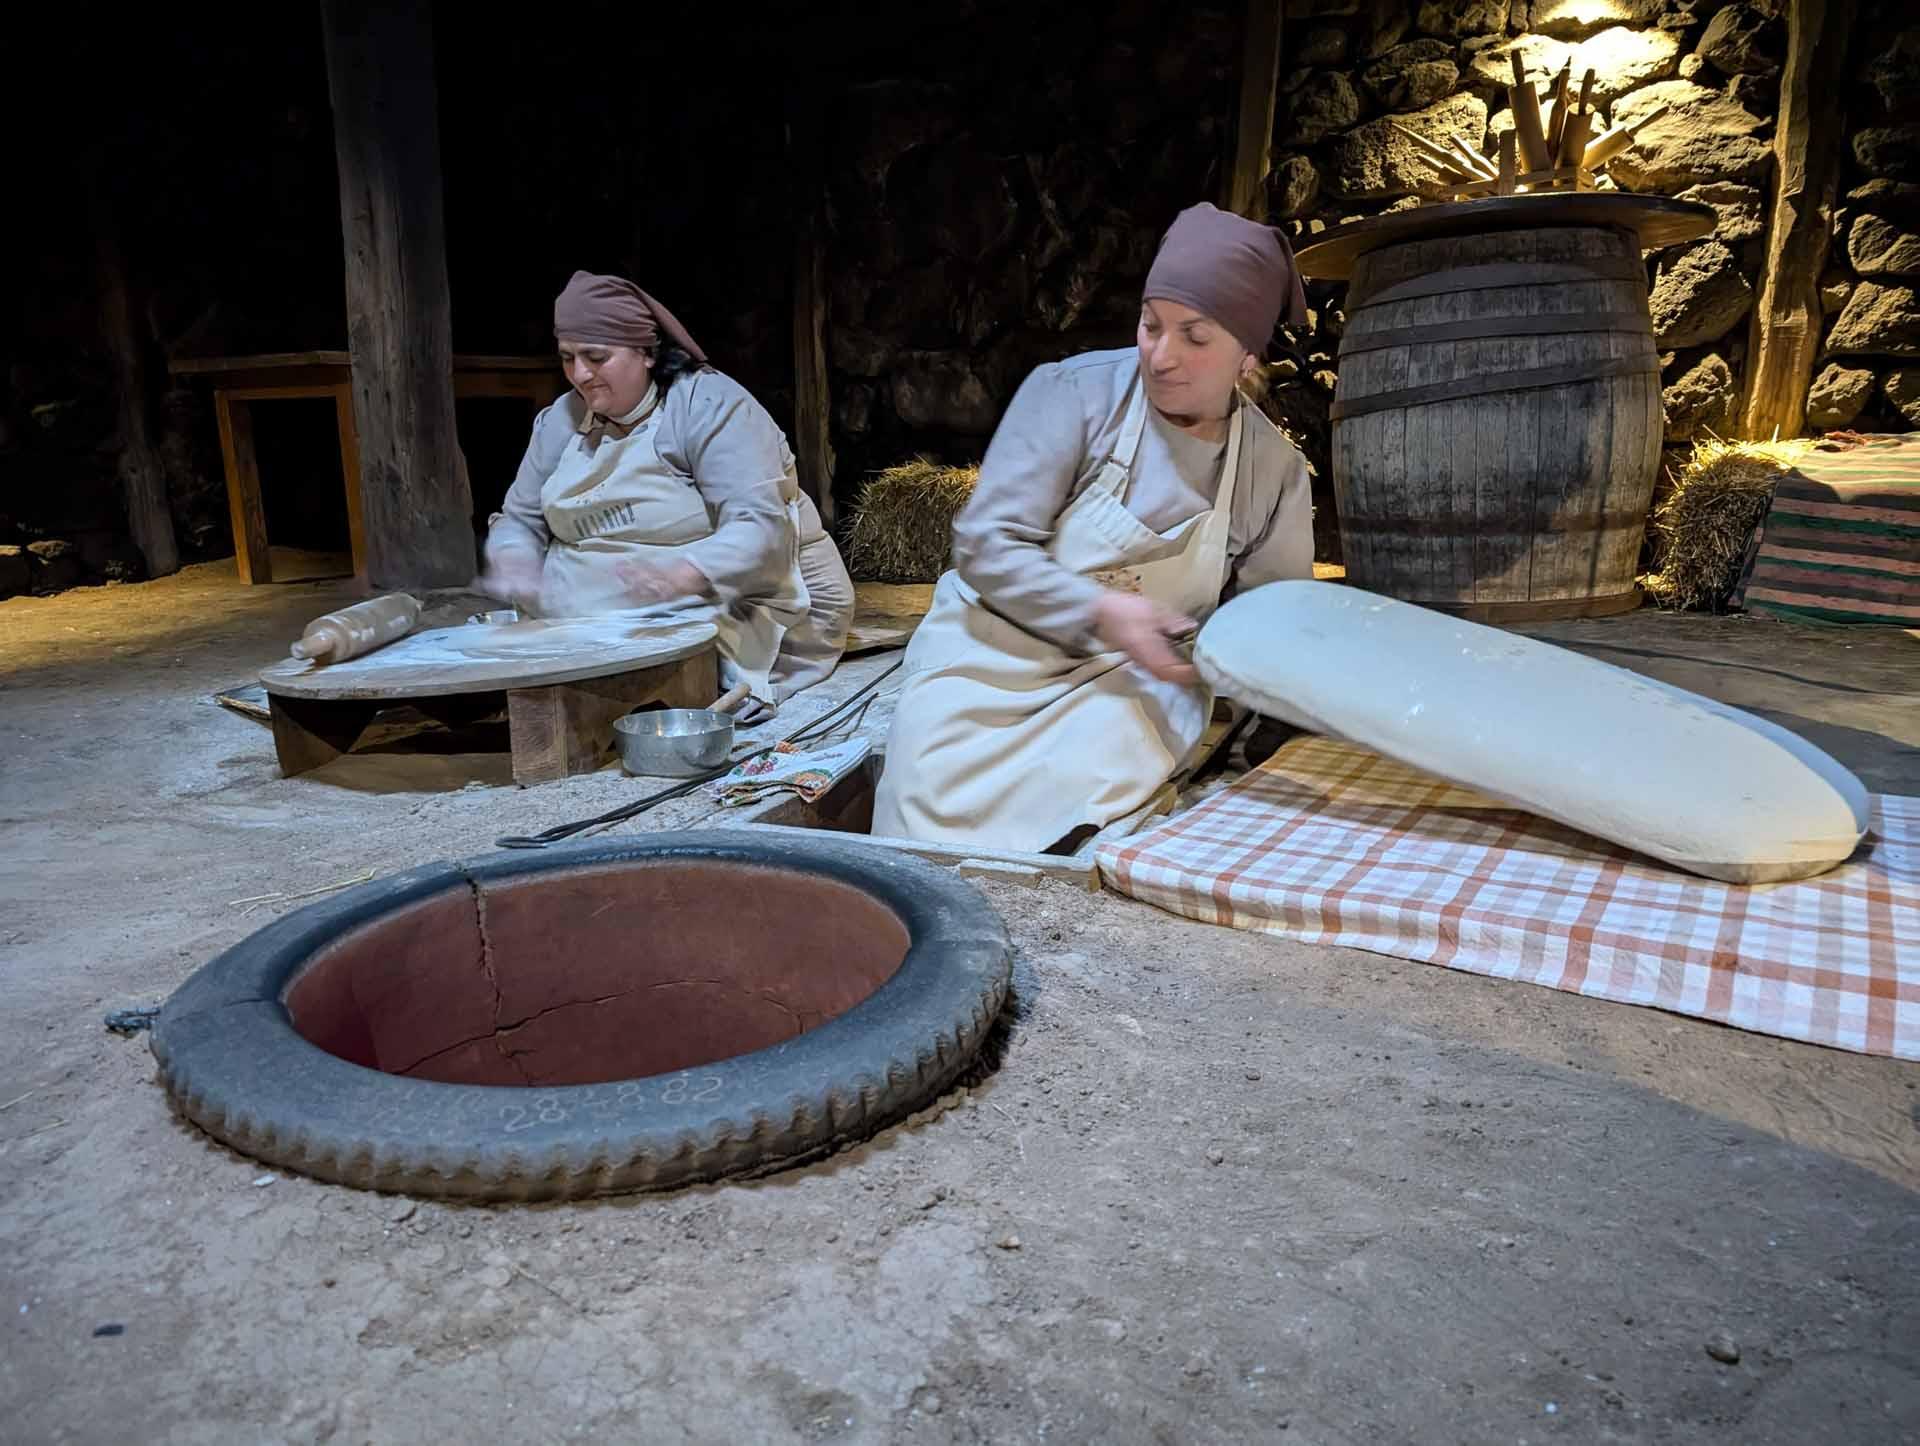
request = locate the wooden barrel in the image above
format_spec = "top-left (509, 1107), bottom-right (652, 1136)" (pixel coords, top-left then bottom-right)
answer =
top-left (1330, 225), bottom-right (1663, 621)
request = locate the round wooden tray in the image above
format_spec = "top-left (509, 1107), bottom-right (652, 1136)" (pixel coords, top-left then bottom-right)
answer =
top-left (1294, 192), bottom-right (1717, 281)
top-left (260, 616), bottom-right (717, 700)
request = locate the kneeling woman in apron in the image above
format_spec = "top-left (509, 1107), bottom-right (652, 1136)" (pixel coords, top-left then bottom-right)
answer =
top-left (873, 204), bottom-right (1314, 850)
top-left (478, 271), bottom-right (854, 720)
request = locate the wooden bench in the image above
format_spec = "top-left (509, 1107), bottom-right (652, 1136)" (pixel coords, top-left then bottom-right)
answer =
top-left (169, 351), bottom-right (565, 585)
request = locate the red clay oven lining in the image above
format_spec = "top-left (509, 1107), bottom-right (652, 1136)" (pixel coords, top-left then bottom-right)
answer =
top-left (284, 860), bottom-right (912, 1088)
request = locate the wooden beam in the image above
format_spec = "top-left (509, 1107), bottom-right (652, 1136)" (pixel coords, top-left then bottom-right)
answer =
top-left (320, 0), bottom-right (475, 589)
top-left (1223, 0), bottom-right (1285, 218)
top-left (1738, 0), bottom-right (1855, 441)
top-left (787, 87), bottom-right (835, 526)
top-left (170, 352), bottom-right (560, 376)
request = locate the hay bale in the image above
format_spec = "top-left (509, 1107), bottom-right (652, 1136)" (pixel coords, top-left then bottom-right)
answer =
top-left (846, 458), bottom-right (979, 583)
top-left (1639, 435), bottom-right (1812, 611)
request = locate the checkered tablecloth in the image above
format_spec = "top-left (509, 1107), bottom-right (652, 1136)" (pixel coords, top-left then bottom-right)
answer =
top-left (1096, 737), bottom-right (1919, 1060)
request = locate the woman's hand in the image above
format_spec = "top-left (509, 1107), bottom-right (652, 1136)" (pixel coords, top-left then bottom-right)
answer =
top-left (475, 550), bottom-right (542, 607)
top-left (1093, 592), bottom-right (1198, 684)
top-left (615, 558), bottom-right (709, 606)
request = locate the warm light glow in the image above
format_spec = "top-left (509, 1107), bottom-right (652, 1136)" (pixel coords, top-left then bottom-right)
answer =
top-left (1529, 0), bottom-right (1633, 30)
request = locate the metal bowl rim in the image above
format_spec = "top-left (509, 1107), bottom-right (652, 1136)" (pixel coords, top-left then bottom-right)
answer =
top-left (613, 709), bottom-right (735, 740)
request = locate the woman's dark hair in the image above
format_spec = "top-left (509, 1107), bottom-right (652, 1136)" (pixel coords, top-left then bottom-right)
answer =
top-left (650, 343), bottom-right (706, 393)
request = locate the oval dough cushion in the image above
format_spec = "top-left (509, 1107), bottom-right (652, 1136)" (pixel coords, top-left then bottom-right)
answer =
top-left (1193, 582), bottom-right (1869, 883)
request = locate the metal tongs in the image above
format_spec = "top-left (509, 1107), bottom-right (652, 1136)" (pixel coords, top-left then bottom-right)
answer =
top-left (1168, 623), bottom-right (1200, 664)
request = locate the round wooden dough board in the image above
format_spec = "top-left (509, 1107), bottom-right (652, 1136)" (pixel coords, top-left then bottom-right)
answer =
top-left (1293, 192), bottom-right (1717, 281)
top-left (260, 616), bottom-right (718, 700)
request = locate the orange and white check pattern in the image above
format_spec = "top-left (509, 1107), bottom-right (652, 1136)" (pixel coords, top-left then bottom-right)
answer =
top-left (1096, 736), bottom-right (1919, 1060)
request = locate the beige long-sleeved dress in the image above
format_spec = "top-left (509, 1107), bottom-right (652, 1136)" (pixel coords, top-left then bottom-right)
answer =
top-left (949, 347), bottom-right (1314, 647)
top-left (486, 371), bottom-right (852, 702)
top-left (872, 347), bottom-right (1315, 848)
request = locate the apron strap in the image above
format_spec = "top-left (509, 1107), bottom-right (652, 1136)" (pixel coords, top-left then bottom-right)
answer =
top-left (1216, 399), bottom-right (1247, 518)
top-left (1090, 372), bottom-right (1153, 501)
top-left (1203, 400), bottom-right (1249, 601)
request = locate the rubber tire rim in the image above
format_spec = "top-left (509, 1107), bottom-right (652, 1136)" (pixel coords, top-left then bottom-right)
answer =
top-left (151, 832), bottom-right (1012, 1200)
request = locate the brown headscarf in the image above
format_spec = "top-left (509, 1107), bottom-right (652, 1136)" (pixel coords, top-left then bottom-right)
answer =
top-left (1142, 204), bottom-right (1309, 358)
top-left (552, 270), bottom-right (709, 364)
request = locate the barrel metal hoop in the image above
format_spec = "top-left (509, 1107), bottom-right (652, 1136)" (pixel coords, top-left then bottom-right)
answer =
top-left (1352, 257), bottom-right (1649, 309)
top-left (1337, 507), bottom-right (1650, 536)
top-left (1339, 311), bottom-right (1651, 355)
top-left (1329, 354), bottom-right (1659, 422)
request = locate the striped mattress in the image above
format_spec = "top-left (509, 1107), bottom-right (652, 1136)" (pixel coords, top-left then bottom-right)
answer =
top-left (1733, 433), bottom-right (1920, 626)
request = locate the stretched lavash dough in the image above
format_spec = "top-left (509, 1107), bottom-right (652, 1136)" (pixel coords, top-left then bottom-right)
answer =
top-left (1193, 582), bottom-right (1869, 884)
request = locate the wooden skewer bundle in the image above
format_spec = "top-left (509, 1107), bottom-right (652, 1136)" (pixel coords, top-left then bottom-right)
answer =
top-left (1393, 58), bottom-right (1670, 201)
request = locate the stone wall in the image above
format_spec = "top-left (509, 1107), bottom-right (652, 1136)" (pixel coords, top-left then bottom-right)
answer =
top-left (819, 0), bottom-right (1239, 492)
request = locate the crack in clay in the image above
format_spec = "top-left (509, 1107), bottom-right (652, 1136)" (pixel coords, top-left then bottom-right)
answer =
top-left (392, 988), bottom-right (638, 1077)
top-left (496, 992), bottom-right (632, 1038)
top-left (461, 870), bottom-right (531, 1086)
top-left (391, 967), bottom-right (813, 1079)
top-left (394, 1031), bottom-right (501, 1078)
top-left (753, 991), bottom-right (803, 1030)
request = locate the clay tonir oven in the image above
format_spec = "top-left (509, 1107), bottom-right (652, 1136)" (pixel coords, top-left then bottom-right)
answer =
top-left (151, 833), bottom-right (1010, 1200)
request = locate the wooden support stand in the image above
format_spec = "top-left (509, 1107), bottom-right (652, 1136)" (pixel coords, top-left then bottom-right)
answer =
top-left (268, 694), bottom-right (383, 777)
top-left (506, 651), bottom-right (719, 785)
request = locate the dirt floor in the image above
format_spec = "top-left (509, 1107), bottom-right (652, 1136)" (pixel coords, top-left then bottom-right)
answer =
top-left (2, 555), bottom-right (1918, 1444)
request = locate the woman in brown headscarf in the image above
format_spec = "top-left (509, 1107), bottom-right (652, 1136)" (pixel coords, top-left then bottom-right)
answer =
top-left (479, 271), bottom-right (853, 718)
top-left (872, 204), bottom-right (1315, 849)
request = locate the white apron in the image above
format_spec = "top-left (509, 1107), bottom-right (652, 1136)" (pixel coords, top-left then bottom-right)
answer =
top-left (536, 398), bottom-right (809, 706)
top-left (873, 375), bottom-right (1245, 850)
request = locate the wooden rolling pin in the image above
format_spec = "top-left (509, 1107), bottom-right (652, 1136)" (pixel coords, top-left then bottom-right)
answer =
top-left (1544, 64), bottom-right (1573, 162)
top-left (1559, 110), bottom-right (1593, 169)
top-left (1509, 53), bottom-right (1551, 171)
top-left (1390, 120), bottom-right (1478, 180)
top-left (1448, 131), bottom-right (1500, 180)
top-left (1558, 68), bottom-right (1597, 166)
top-left (1582, 103), bottom-right (1671, 169)
top-left (290, 594), bottom-right (422, 664)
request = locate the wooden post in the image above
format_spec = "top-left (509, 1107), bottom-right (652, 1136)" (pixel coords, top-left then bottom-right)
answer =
top-left (320, 0), bottom-right (475, 589)
top-left (787, 88), bottom-right (836, 526)
top-left (1738, 0), bottom-right (1856, 441)
top-left (93, 195), bottom-right (180, 579)
top-left (1222, 0), bottom-right (1285, 218)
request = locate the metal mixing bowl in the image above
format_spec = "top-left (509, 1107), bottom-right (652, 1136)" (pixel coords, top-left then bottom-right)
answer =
top-left (612, 708), bottom-right (736, 777)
